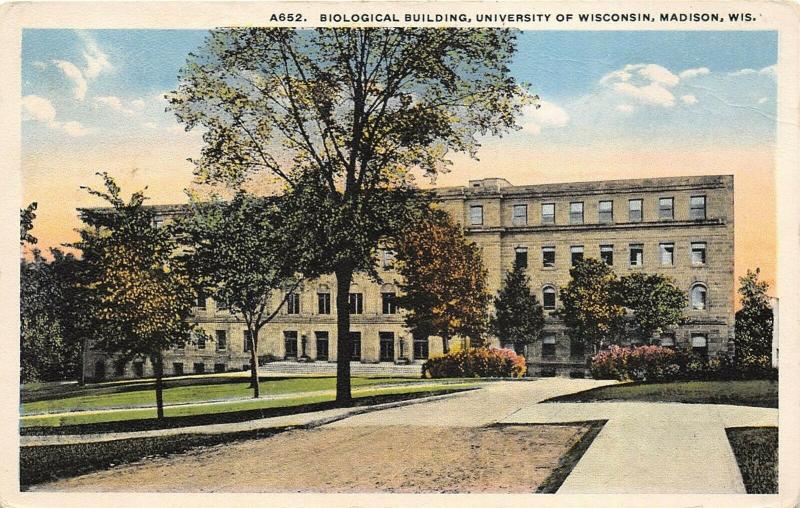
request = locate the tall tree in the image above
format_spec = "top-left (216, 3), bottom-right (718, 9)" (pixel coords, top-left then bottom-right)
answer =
top-left (616, 272), bottom-right (686, 341)
top-left (490, 262), bottom-right (544, 355)
top-left (20, 202), bottom-right (38, 245)
top-left (169, 28), bottom-right (531, 404)
top-left (178, 193), bottom-right (305, 398)
top-left (734, 268), bottom-right (773, 359)
top-left (558, 258), bottom-right (625, 353)
top-left (75, 173), bottom-right (195, 419)
top-left (393, 207), bottom-right (491, 353)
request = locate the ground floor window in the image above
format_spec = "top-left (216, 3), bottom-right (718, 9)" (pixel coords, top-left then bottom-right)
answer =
top-left (691, 333), bottom-right (708, 360)
top-left (193, 362), bottom-right (205, 374)
top-left (349, 331), bottom-right (362, 361)
top-left (570, 338), bottom-right (585, 358)
top-left (133, 361), bottom-right (144, 377)
top-left (542, 334), bottom-right (556, 358)
top-left (114, 360), bottom-right (125, 377)
top-left (94, 360), bottom-right (106, 381)
top-left (379, 332), bottom-right (395, 362)
top-left (315, 331), bottom-right (329, 361)
top-left (660, 332), bottom-right (676, 348)
top-left (413, 336), bottom-right (429, 360)
top-left (284, 331), bottom-right (298, 359)
top-left (172, 362), bottom-right (184, 375)
top-left (244, 330), bottom-right (252, 352)
top-left (214, 363), bottom-right (226, 373)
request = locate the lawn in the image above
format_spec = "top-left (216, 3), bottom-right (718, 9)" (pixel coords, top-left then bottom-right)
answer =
top-left (726, 427), bottom-right (778, 493)
top-left (22, 375), bottom-right (437, 414)
top-left (542, 380), bottom-right (778, 408)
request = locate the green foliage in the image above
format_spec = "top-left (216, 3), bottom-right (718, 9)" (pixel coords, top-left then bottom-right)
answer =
top-left (616, 272), bottom-right (686, 340)
top-left (734, 268), bottom-right (773, 360)
top-left (20, 202), bottom-right (37, 245)
top-left (393, 208), bottom-right (491, 351)
top-left (490, 263), bottom-right (544, 351)
top-left (422, 348), bottom-right (526, 378)
top-left (557, 258), bottom-right (625, 352)
top-left (726, 427), bottom-right (778, 494)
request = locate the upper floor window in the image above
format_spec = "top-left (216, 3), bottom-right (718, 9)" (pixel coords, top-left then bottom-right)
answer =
top-left (691, 242), bottom-right (707, 265)
top-left (690, 196), bottom-right (706, 220)
top-left (196, 333), bottom-right (206, 350)
top-left (600, 245), bottom-right (614, 265)
top-left (382, 292), bottom-right (397, 314)
top-left (194, 289), bottom-right (207, 310)
top-left (598, 200), bottom-right (613, 223)
top-left (215, 330), bottom-right (227, 351)
top-left (659, 197), bottom-right (674, 219)
top-left (629, 243), bottom-right (644, 267)
top-left (629, 199), bottom-right (643, 222)
top-left (542, 286), bottom-right (556, 310)
top-left (691, 284), bottom-right (707, 310)
top-left (216, 298), bottom-right (228, 311)
top-left (515, 247), bottom-right (528, 268)
top-left (244, 330), bottom-right (253, 352)
top-left (541, 203), bottom-right (555, 225)
top-left (318, 291), bottom-right (331, 315)
top-left (570, 246), bottom-right (584, 266)
top-left (286, 292), bottom-right (301, 314)
top-left (660, 242), bottom-right (675, 266)
top-left (542, 246), bottom-right (556, 268)
top-left (381, 249), bottom-right (395, 269)
top-left (349, 292), bottom-right (364, 314)
top-left (570, 202), bottom-right (584, 224)
top-left (512, 204), bottom-right (528, 226)
top-left (469, 205), bottom-right (483, 225)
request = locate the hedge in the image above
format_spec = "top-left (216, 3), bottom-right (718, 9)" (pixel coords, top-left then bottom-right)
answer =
top-left (422, 348), bottom-right (527, 378)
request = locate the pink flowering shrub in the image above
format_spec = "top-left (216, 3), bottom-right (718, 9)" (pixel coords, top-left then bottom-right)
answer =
top-left (422, 347), bottom-right (527, 378)
top-left (591, 345), bottom-right (687, 382)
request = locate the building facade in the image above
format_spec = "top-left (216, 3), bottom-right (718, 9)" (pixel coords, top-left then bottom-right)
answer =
top-left (84, 174), bottom-right (734, 380)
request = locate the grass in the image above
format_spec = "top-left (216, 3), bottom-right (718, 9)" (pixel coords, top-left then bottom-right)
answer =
top-left (726, 427), bottom-right (778, 494)
top-left (21, 383), bottom-right (477, 432)
top-left (542, 380), bottom-right (778, 408)
top-left (20, 389), bottom-right (472, 489)
top-left (535, 420), bottom-right (608, 493)
top-left (22, 375), bottom-right (429, 413)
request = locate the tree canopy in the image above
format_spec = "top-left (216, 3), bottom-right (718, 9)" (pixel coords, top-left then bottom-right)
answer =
top-left (734, 268), bottom-right (773, 360)
top-left (490, 262), bottom-right (544, 355)
top-left (616, 272), bottom-right (686, 340)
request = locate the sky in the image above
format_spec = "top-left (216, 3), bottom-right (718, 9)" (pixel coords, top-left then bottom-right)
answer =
top-left (20, 29), bottom-right (778, 290)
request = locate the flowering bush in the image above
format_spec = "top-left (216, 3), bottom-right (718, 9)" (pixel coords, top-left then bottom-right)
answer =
top-left (422, 347), bottom-right (527, 378)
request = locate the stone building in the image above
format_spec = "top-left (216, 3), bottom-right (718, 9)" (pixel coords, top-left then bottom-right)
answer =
top-left (84, 174), bottom-right (734, 380)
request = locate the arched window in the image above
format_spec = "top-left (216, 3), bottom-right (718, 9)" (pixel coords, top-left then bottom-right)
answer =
top-left (690, 283), bottom-right (707, 310)
top-left (542, 285), bottom-right (557, 311)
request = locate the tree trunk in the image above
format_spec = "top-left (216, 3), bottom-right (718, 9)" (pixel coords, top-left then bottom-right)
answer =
top-left (152, 353), bottom-right (165, 420)
top-left (442, 328), bottom-right (450, 354)
top-left (335, 265), bottom-right (354, 406)
top-left (248, 329), bottom-right (260, 398)
top-left (79, 337), bottom-right (88, 386)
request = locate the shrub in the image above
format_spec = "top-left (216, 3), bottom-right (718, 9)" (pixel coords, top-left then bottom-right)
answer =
top-left (422, 347), bottom-right (526, 378)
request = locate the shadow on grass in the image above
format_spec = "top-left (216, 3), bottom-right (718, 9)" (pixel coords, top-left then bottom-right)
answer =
top-left (726, 426), bottom-right (778, 494)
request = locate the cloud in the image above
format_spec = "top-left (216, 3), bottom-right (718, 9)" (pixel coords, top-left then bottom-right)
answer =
top-left (681, 94), bottom-right (698, 105)
top-left (679, 67), bottom-right (710, 79)
top-left (758, 97), bottom-right (769, 104)
top-left (600, 63), bottom-right (680, 108)
top-left (31, 61), bottom-right (47, 70)
top-left (612, 81), bottom-right (675, 107)
top-left (76, 30), bottom-right (113, 79)
top-left (131, 98), bottom-right (146, 110)
top-left (519, 100), bottom-right (570, 135)
top-left (95, 95), bottom-right (136, 116)
top-left (53, 59), bottom-right (88, 100)
top-left (22, 95), bottom-right (89, 137)
top-left (616, 104), bottom-right (634, 113)
top-left (141, 122), bottom-right (157, 129)
top-left (729, 65), bottom-right (776, 78)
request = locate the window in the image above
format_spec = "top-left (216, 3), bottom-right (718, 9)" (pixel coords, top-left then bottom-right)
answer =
top-left (413, 335), bottom-right (429, 360)
top-left (570, 246), bottom-right (584, 266)
top-left (512, 204), bottom-right (528, 225)
top-left (629, 199), bottom-right (643, 222)
top-left (541, 203), bottom-right (555, 224)
top-left (379, 332), bottom-right (395, 362)
top-left (349, 293), bottom-right (364, 314)
top-left (193, 362), bottom-right (205, 374)
top-left (315, 331), bottom-right (329, 361)
top-left (691, 333), bottom-right (708, 359)
top-left (196, 334), bottom-right (206, 350)
top-left (629, 244), bottom-right (644, 267)
top-left (172, 363), bottom-right (184, 376)
top-left (286, 292), bottom-right (301, 314)
top-left (541, 334), bottom-right (556, 358)
top-left (570, 202), bottom-right (584, 224)
top-left (244, 330), bottom-right (252, 352)
top-left (570, 338), bottom-right (585, 357)
top-left (599, 200), bottom-right (613, 223)
top-left (691, 242), bottom-right (707, 265)
top-left (381, 249), bottom-right (395, 269)
top-left (469, 205), bottom-right (483, 225)
top-left (543, 286), bottom-right (556, 310)
top-left (600, 245), bottom-right (614, 265)
top-left (691, 284), bottom-right (707, 310)
top-left (284, 330), bottom-right (298, 358)
top-left (660, 332), bottom-right (676, 348)
top-left (690, 195), bottom-right (706, 219)
top-left (382, 292), bottom-right (397, 314)
top-left (542, 246), bottom-right (555, 268)
top-left (133, 361), bottom-right (144, 378)
top-left (214, 363), bottom-right (226, 373)
top-left (175, 341), bottom-right (184, 350)
top-left (114, 361), bottom-right (126, 377)
top-left (194, 289), bottom-right (207, 309)
top-left (215, 330), bottom-right (227, 351)
top-left (216, 298), bottom-right (228, 311)
top-left (349, 331), bottom-right (362, 361)
top-left (659, 197), bottom-right (674, 219)
top-left (515, 247), bottom-right (528, 268)
top-left (318, 291), bottom-right (331, 314)
top-left (660, 243), bottom-right (675, 266)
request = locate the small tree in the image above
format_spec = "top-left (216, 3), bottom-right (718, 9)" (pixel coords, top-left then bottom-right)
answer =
top-left (393, 208), bottom-right (491, 353)
top-left (734, 268), bottom-right (773, 360)
top-left (178, 192), bottom-right (305, 398)
top-left (616, 272), bottom-right (686, 341)
top-left (76, 173), bottom-right (195, 419)
top-left (490, 262), bottom-right (544, 355)
top-left (558, 258), bottom-right (625, 353)
top-left (20, 202), bottom-right (38, 245)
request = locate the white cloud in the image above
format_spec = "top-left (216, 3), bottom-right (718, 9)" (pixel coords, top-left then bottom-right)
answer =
top-left (758, 65), bottom-right (776, 77)
top-left (730, 65), bottom-right (775, 78)
top-left (758, 97), bottom-right (769, 104)
top-left (141, 122), bottom-right (157, 129)
top-left (95, 95), bottom-right (135, 116)
top-left (616, 104), bottom-right (634, 113)
top-left (681, 94), bottom-right (698, 105)
top-left (519, 100), bottom-right (570, 135)
top-left (612, 81), bottom-right (675, 107)
top-left (62, 121), bottom-right (89, 137)
top-left (679, 67), bottom-right (710, 79)
top-left (76, 30), bottom-right (113, 79)
top-left (22, 95), bottom-right (88, 137)
top-left (635, 64), bottom-right (679, 86)
top-left (53, 59), bottom-right (88, 100)
top-left (600, 63), bottom-right (680, 108)
top-left (31, 61), bottom-right (47, 70)
top-left (131, 98), bottom-right (146, 110)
